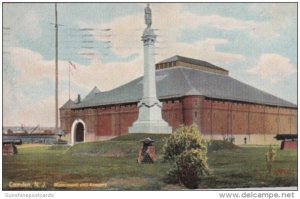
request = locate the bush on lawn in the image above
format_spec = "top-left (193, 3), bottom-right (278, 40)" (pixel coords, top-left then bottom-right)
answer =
top-left (207, 140), bottom-right (239, 152)
top-left (162, 124), bottom-right (207, 161)
top-left (176, 149), bottom-right (210, 189)
top-left (163, 124), bottom-right (210, 189)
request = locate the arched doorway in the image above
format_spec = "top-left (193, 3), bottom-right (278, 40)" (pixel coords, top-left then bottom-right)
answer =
top-left (75, 123), bottom-right (84, 142)
top-left (71, 119), bottom-right (86, 145)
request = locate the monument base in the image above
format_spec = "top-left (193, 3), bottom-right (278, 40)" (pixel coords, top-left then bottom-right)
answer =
top-left (129, 100), bottom-right (172, 134)
top-left (129, 120), bottom-right (172, 134)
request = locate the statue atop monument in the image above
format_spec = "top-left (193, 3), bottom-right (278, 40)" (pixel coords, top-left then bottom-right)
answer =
top-left (144, 4), bottom-right (152, 28)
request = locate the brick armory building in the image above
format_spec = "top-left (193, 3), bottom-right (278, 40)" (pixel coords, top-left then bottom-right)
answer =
top-left (60, 55), bottom-right (297, 145)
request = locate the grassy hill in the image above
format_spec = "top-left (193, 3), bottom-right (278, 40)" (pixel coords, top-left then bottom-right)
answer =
top-left (3, 133), bottom-right (297, 190)
top-left (67, 134), bottom-right (240, 158)
top-left (67, 133), bottom-right (170, 158)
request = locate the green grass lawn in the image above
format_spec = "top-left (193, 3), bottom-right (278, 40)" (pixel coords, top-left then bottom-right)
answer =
top-left (3, 134), bottom-right (297, 190)
top-left (203, 146), bottom-right (297, 189)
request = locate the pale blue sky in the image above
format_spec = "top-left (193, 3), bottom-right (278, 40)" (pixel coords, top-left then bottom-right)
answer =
top-left (2, 3), bottom-right (297, 126)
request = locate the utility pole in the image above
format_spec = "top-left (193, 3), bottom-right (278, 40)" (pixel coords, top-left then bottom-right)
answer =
top-left (55, 3), bottom-right (59, 134)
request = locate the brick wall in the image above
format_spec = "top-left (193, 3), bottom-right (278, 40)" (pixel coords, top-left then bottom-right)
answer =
top-left (199, 97), bottom-right (297, 136)
top-left (60, 95), bottom-right (297, 144)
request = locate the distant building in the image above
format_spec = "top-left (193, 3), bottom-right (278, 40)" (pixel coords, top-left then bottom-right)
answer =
top-left (60, 55), bottom-right (297, 145)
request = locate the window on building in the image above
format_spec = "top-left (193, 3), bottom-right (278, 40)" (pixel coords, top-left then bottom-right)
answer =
top-left (195, 111), bottom-right (198, 118)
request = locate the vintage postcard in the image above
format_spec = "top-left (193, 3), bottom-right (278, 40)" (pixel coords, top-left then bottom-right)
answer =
top-left (2, 1), bottom-right (298, 196)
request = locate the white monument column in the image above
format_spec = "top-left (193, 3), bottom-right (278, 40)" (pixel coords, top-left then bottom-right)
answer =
top-left (129, 4), bottom-right (172, 134)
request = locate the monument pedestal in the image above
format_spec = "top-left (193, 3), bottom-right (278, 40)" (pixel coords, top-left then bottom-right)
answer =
top-left (129, 122), bottom-right (172, 134)
top-left (129, 99), bottom-right (172, 134)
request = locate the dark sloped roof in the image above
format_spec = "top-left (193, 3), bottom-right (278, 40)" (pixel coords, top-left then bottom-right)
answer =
top-left (67, 67), bottom-right (296, 109)
top-left (83, 86), bottom-right (101, 101)
top-left (157, 55), bottom-right (228, 72)
top-left (60, 99), bottom-right (76, 109)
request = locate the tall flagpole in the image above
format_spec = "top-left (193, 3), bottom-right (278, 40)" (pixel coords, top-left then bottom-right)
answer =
top-left (55, 3), bottom-right (59, 134)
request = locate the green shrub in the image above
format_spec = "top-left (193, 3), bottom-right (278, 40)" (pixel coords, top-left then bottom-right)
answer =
top-left (162, 125), bottom-right (210, 189)
top-left (176, 149), bottom-right (210, 189)
top-left (162, 124), bottom-right (207, 161)
top-left (265, 145), bottom-right (276, 175)
top-left (207, 140), bottom-right (239, 152)
top-left (164, 164), bottom-right (180, 184)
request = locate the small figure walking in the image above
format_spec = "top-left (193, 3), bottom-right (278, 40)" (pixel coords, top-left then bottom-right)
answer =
top-left (244, 136), bottom-right (247, 144)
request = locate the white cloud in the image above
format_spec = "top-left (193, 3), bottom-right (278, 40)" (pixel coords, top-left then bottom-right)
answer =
top-left (8, 46), bottom-right (144, 91)
top-left (3, 87), bottom-right (78, 127)
top-left (181, 12), bottom-right (260, 31)
top-left (21, 11), bottom-right (42, 40)
top-left (161, 3), bottom-right (296, 39)
top-left (247, 54), bottom-right (296, 81)
top-left (74, 3), bottom-right (297, 80)
top-left (3, 47), bottom-right (144, 126)
top-left (3, 4), bottom-right (42, 41)
top-left (251, 3), bottom-right (296, 26)
top-left (71, 54), bottom-right (143, 91)
top-left (9, 47), bottom-right (54, 82)
top-left (78, 3), bottom-right (292, 66)
top-left (83, 14), bottom-right (143, 57)
top-left (249, 3), bottom-right (296, 38)
top-left (81, 4), bottom-right (247, 65)
top-left (179, 10), bottom-right (290, 39)
top-left (8, 47), bottom-right (79, 87)
top-left (158, 38), bottom-right (245, 65)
